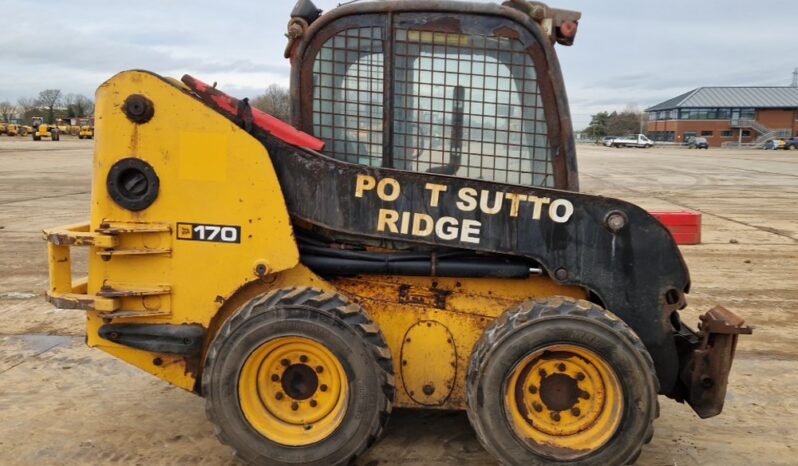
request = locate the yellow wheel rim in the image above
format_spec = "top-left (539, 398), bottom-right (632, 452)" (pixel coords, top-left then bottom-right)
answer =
top-left (238, 336), bottom-right (349, 446)
top-left (505, 345), bottom-right (623, 460)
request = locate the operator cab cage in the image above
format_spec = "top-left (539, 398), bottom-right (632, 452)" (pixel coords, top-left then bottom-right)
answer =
top-left (285, 0), bottom-right (581, 191)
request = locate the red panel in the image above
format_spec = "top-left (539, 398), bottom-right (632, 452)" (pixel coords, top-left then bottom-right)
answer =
top-left (650, 211), bottom-right (701, 245)
top-left (181, 75), bottom-right (325, 152)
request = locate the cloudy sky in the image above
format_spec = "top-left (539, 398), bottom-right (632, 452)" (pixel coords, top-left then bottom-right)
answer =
top-left (1, 0), bottom-right (795, 128)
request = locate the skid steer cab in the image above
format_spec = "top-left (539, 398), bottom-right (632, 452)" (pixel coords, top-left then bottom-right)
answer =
top-left (43, 1), bottom-right (751, 465)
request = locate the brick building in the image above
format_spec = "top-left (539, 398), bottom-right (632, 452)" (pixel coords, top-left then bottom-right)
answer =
top-left (646, 87), bottom-right (798, 147)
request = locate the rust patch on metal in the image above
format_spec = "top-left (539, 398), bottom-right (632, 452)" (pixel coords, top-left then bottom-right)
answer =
top-left (413, 16), bottom-right (464, 34)
top-left (397, 284), bottom-right (450, 310)
top-left (45, 292), bottom-right (94, 310)
top-left (493, 25), bottom-right (520, 39)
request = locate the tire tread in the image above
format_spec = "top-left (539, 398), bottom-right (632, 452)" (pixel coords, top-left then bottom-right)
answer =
top-left (466, 296), bottom-right (659, 466)
top-left (203, 286), bottom-right (394, 466)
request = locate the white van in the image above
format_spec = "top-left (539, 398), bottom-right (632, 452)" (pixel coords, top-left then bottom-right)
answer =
top-left (604, 134), bottom-right (654, 148)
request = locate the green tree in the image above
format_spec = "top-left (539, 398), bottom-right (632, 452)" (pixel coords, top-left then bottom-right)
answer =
top-left (584, 111), bottom-right (610, 139)
top-left (585, 107), bottom-right (648, 139)
top-left (606, 108), bottom-right (646, 136)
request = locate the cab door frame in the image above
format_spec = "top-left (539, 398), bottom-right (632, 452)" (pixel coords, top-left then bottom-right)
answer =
top-left (288, 1), bottom-right (579, 191)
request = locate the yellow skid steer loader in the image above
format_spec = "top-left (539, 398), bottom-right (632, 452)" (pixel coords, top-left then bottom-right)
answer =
top-left (43, 1), bottom-right (750, 465)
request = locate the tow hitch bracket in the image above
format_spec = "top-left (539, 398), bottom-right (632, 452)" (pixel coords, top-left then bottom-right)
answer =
top-left (682, 306), bottom-right (752, 418)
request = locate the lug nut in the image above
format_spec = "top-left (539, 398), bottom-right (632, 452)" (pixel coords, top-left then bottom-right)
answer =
top-left (528, 385), bottom-right (538, 394)
top-left (580, 390), bottom-right (591, 400)
top-left (271, 374), bottom-right (279, 382)
top-left (291, 402), bottom-right (299, 411)
top-left (281, 358), bottom-right (290, 367)
top-left (316, 366), bottom-right (324, 373)
top-left (299, 355), bottom-right (308, 363)
top-left (571, 407), bottom-right (581, 416)
top-left (576, 372), bottom-right (585, 381)
top-left (551, 412), bottom-right (561, 422)
top-left (320, 384), bottom-right (328, 392)
top-left (557, 363), bottom-right (566, 372)
top-left (533, 403), bottom-right (543, 413)
top-left (310, 400), bottom-right (318, 407)
top-left (539, 369), bottom-right (547, 377)
top-left (275, 392), bottom-right (284, 400)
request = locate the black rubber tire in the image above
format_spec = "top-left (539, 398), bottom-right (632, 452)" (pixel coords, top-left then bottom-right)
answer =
top-left (203, 287), bottom-right (394, 466)
top-left (466, 296), bottom-right (659, 466)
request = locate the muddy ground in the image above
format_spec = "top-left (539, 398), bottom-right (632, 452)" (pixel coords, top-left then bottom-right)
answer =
top-left (0, 137), bottom-right (796, 465)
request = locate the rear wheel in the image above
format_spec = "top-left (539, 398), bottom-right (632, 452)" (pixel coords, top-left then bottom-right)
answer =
top-left (467, 297), bottom-right (658, 466)
top-left (204, 287), bottom-right (394, 466)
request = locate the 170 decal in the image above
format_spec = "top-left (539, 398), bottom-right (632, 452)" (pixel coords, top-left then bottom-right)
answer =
top-left (177, 222), bottom-right (241, 244)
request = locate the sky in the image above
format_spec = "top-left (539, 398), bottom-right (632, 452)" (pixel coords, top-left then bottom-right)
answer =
top-left (0, 0), bottom-right (795, 129)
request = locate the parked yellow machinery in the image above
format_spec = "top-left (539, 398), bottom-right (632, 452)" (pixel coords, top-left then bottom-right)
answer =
top-left (42, 1), bottom-right (750, 465)
top-left (31, 117), bottom-right (60, 141)
top-left (78, 118), bottom-right (94, 139)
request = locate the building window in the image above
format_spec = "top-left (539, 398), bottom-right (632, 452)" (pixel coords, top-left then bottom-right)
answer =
top-left (649, 131), bottom-right (674, 142)
top-left (720, 130), bottom-right (732, 138)
top-left (680, 107), bottom-right (751, 121)
top-left (742, 130), bottom-right (751, 137)
top-left (701, 130), bottom-right (713, 136)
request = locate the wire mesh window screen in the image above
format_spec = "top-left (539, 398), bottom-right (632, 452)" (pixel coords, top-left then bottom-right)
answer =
top-left (393, 29), bottom-right (552, 186)
top-left (312, 27), bottom-right (385, 167)
top-left (310, 23), bottom-right (553, 186)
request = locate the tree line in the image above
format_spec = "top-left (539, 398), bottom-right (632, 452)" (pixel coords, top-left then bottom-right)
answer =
top-left (582, 107), bottom-right (649, 140)
top-left (1, 84), bottom-right (290, 125)
top-left (0, 89), bottom-right (95, 124)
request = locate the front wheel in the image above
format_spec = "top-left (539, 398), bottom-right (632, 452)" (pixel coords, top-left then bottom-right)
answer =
top-left (467, 297), bottom-right (658, 466)
top-left (203, 287), bottom-right (394, 466)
